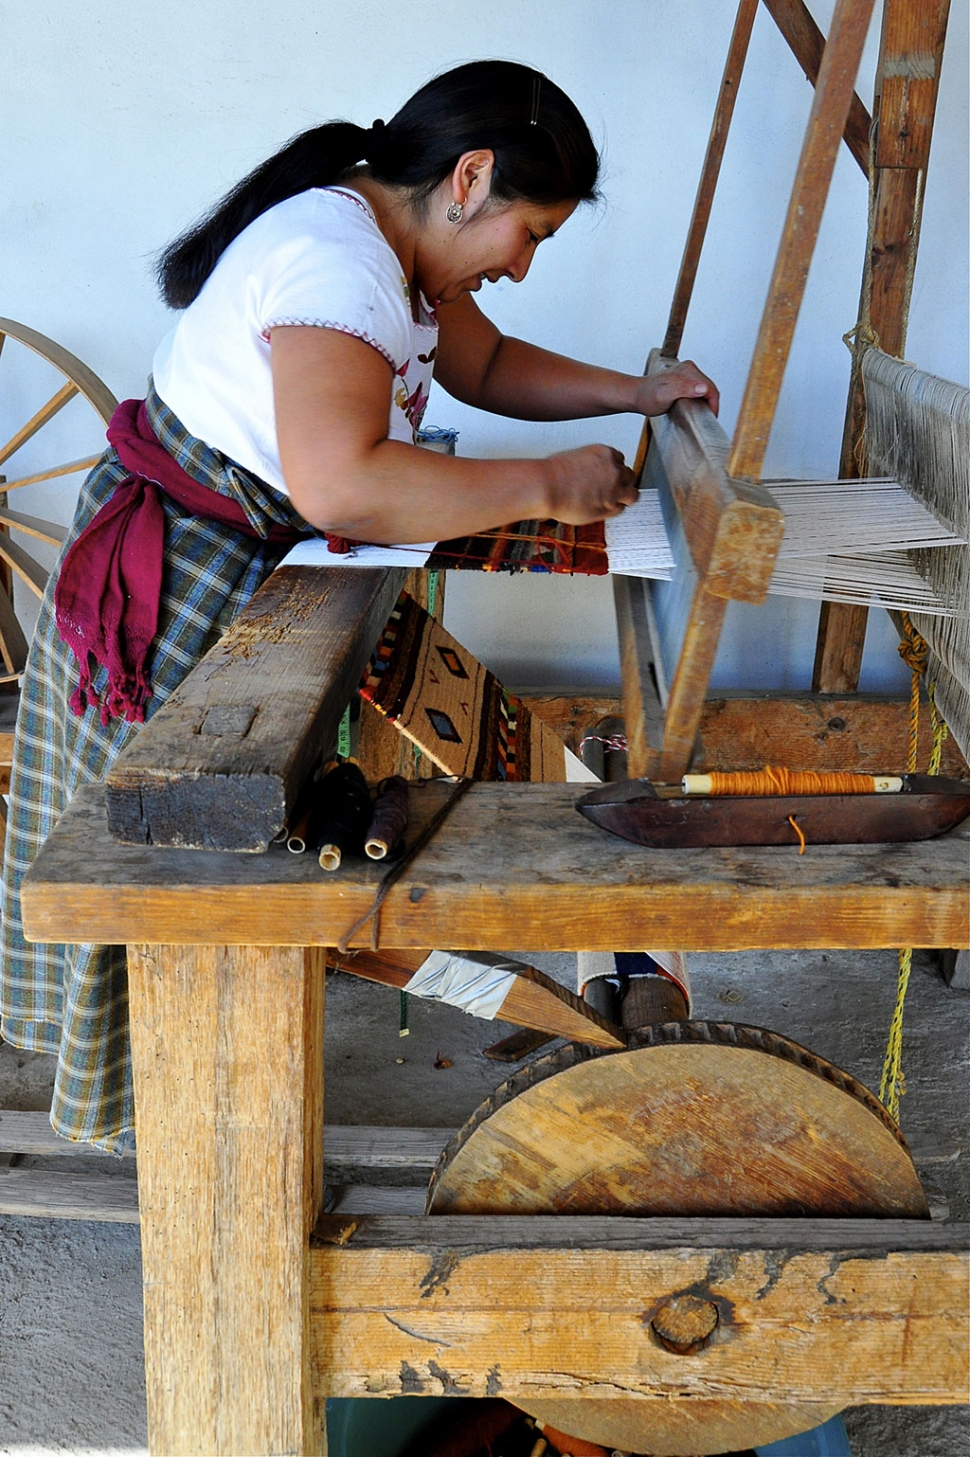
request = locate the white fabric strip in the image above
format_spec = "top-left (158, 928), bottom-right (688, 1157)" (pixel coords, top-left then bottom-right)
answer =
top-left (403, 949), bottom-right (519, 1020)
top-left (277, 537), bottom-right (434, 570)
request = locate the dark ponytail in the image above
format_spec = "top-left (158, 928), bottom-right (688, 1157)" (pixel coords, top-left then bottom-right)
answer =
top-left (157, 60), bottom-right (600, 309)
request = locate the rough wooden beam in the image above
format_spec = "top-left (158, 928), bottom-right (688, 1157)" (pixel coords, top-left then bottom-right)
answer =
top-left (104, 566), bottom-right (405, 851)
top-left (22, 781), bottom-right (970, 951)
top-left (762, 0), bottom-right (872, 173)
top-left (311, 1214), bottom-right (969, 1405)
top-left (814, 0), bottom-right (951, 691)
top-left (728, 0), bottom-right (876, 482)
top-left (128, 942), bottom-right (326, 1457)
top-left (648, 352), bottom-right (784, 602)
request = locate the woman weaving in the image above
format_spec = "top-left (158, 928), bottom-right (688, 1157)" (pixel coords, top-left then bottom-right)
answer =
top-left (1, 59), bottom-right (716, 1151)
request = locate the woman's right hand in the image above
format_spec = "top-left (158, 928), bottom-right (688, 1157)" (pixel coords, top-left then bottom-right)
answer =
top-left (544, 444), bottom-right (639, 524)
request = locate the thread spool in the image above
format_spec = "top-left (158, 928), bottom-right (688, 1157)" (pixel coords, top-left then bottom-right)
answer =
top-left (365, 775), bottom-right (410, 860)
top-left (682, 769), bottom-right (903, 796)
top-left (310, 761), bottom-right (372, 872)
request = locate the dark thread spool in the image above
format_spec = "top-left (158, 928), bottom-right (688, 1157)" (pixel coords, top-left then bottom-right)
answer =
top-left (310, 761), bottom-right (372, 872)
top-left (365, 775), bottom-right (410, 860)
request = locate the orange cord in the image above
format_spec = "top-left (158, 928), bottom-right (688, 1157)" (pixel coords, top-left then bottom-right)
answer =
top-left (787, 814), bottom-right (807, 853)
top-left (702, 765), bottom-right (879, 796)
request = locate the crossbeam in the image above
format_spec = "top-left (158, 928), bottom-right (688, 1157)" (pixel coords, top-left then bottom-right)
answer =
top-left (22, 780), bottom-right (969, 951)
top-left (312, 1214), bottom-right (969, 1405)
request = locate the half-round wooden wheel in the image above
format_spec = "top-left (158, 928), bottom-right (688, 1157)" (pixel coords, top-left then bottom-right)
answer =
top-left (0, 317), bottom-right (117, 683)
top-left (427, 1021), bottom-right (929, 1456)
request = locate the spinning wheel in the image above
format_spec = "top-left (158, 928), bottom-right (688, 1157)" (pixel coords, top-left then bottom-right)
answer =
top-left (428, 1021), bottom-right (929, 1456)
top-left (0, 317), bottom-right (116, 681)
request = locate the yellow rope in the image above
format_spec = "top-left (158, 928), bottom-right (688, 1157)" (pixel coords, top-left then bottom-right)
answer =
top-left (879, 614), bottom-right (949, 1121)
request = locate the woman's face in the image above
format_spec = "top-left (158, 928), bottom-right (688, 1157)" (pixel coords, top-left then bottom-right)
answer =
top-left (420, 195), bottom-right (577, 306)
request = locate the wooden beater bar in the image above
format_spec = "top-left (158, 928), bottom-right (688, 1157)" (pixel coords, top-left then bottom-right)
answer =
top-left (622, 0), bottom-right (876, 780)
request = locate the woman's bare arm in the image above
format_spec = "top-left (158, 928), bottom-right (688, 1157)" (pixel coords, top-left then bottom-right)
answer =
top-left (271, 326), bottom-right (637, 541)
top-left (434, 294), bottom-right (719, 420)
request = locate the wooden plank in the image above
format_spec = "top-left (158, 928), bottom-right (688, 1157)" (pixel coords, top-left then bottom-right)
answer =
top-left (648, 353), bottom-right (784, 601)
top-left (662, 0), bottom-right (759, 358)
top-left (525, 693), bottom-right (969, 776)
top-left (0, 580), bottom-right (28, 676)
top-left (0, 505), bottom-right (68, 545)
top-left (310, 1215), bottom-right (969, 1404)
top-left (697, 692), bottom-right (970, 775)
top-left (0, 1108), bottom-right (136, 1156)
top-left (0, 1166), bottom-right (139, 1222)
top-left (814, 0), bottom-right (950, 690)
top-left (330, 947), bottom-right (624, 1050)
top-left (613, 576), bottom-right (666, 778)
top-left (650, 583), bottom-right (727, 781)
top-left (762, 0), bottom-right (872, 174)
top-left (128, 943), bottom-right (326, 1457)
top-left (728, 0), bottom-right (876, 482)
top-left (0, 530), bottom-right (49, 598)
top-left (22, 781), bottom-right (970, 950)
top-left (104, 565), bottom-right (405, 851)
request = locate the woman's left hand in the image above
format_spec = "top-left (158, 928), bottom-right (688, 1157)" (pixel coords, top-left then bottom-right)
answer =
top-left (634, 360), bottom-right (719, 418)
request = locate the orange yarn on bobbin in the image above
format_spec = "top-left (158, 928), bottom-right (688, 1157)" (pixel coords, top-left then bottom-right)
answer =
top-left (701, 765), bottom-right (879, 796)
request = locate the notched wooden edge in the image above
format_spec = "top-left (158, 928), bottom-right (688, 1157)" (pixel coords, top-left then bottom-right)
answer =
top-left (425, 1020), bottom-right (919, 1214)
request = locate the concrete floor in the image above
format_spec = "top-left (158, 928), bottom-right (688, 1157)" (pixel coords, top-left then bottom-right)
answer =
top-left (1, 946), bottom-right (967, 1456)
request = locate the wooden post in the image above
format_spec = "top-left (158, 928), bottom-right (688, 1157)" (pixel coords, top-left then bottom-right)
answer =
top-left (127, 943), bottom-right (327, 1456)
top-left (727, 0), bottom-right (876, 482)
top-left (661, 0), bottom-right (759, 359)
top-left (813, 0), bottom-right (951, 691)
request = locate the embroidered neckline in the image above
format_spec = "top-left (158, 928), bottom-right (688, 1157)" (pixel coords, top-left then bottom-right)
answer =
top-left (322, 187), bottom-right (436, 327)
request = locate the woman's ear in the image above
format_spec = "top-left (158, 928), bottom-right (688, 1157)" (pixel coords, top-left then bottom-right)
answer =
top-left (450, 150), bottom-right (495, 214)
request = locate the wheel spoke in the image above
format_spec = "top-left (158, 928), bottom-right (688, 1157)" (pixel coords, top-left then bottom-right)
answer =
top-left (1, 454), bottom-right (101, 491)
top-left (0, 381), bottom-right (79, 468)
top-left (0, 580), bottom-right (29, 674)
top-left (0, 506), bottom-right (68, 547)
top-left (0, 533), bottom-right (49, 598)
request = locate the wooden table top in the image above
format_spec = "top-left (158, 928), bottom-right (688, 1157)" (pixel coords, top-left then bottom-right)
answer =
top-left (21, 781), bottom-right (969, 951)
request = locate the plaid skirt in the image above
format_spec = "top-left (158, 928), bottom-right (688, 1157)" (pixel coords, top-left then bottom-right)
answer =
top-left (0, 384), bottom-right (309, 1153)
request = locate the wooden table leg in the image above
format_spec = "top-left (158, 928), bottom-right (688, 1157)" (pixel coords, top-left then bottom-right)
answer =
top-left (128, 943), bottom-right (326, 1456)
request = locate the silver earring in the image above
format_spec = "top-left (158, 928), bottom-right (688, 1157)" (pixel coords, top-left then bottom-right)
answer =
top-left (446, 201), bottom-right (464, 223)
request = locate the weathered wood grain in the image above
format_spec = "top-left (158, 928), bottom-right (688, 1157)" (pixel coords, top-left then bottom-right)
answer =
top-left (104, 566), bottom-right (405, 851)
top-left (613, 576), bottom-right (666, 777)
top-left (0, 1167), bottom-right (139, 1222)
top-left (22, 781), bottom-right (970, 950)
top-left (814, 0), bottom-right (951, 691)
top-left (427, 1028), bottom-right (927, 1218)
top-left (329, 947), bottom-right (624, 1050)
top-left (127, 943), bottom-right (326, 1456)
top-left (309, 1215), bottom-right (969, 1405)
top-left (762, 0), bottom-right (872, 174)
top-left (525, 693), bottom-right (968, 776)
top-left (648, 352), bottom-right (784, 602)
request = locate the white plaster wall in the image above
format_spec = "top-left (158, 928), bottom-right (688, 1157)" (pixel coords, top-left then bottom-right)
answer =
top-left (1, 1), bottom-right (966, 690)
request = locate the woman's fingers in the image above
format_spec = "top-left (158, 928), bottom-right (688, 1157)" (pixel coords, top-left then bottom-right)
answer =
top-left (545, 444), bottom-right (638, 524)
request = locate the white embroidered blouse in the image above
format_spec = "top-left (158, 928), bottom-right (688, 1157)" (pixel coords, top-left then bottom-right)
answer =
top-left (152, 187), bottom-right (438, 498)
